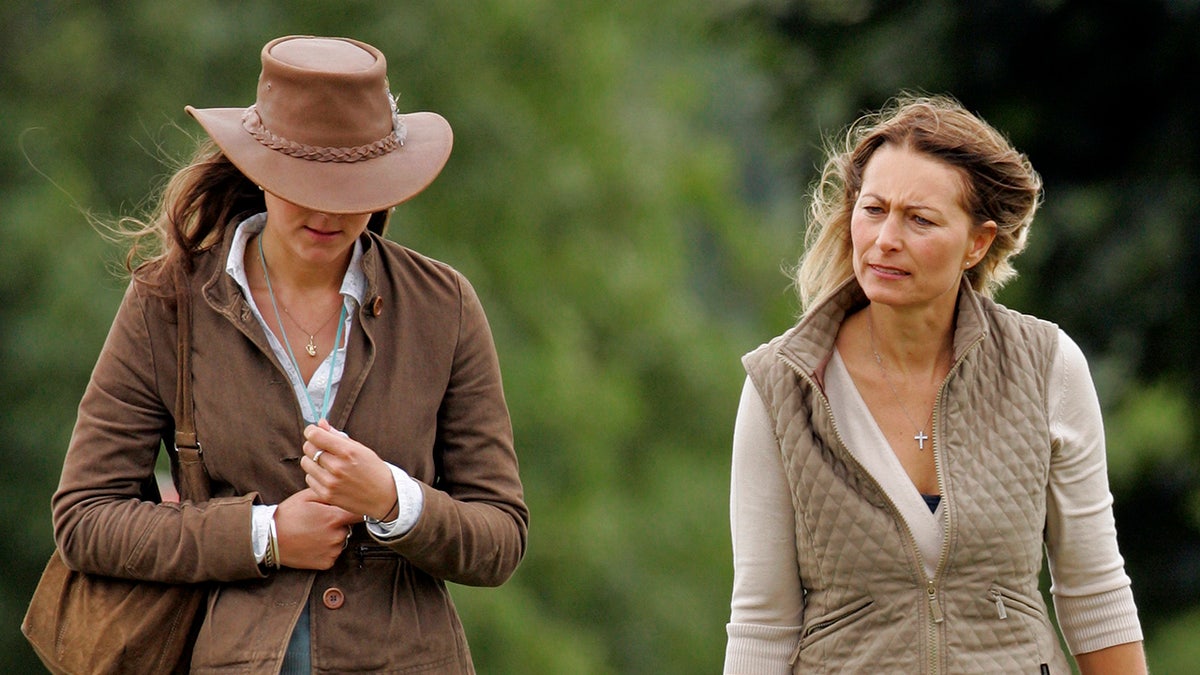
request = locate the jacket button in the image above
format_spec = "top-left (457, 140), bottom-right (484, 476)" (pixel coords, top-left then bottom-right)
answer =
top-left (371, 296), bottom-right (384, 316)
top-left (322, 587), bottom-right (345, 610)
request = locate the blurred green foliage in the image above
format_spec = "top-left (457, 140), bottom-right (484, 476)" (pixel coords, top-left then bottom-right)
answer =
top-left (3, 0), bottom-right (1197, 672)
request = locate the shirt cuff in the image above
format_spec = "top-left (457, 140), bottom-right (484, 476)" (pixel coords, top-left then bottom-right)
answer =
top-left (364, 463), bottom-right (424, 539)
top-left (724, 622), bottom-right (801, 675)
top-left (250, 503), bottom-right (278, 563)
top-left (1054, 586), bottom-right (1144, 655)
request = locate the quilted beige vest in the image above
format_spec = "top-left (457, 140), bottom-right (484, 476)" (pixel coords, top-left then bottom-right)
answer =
top-left (744, 280), bottom-right (1071, 674)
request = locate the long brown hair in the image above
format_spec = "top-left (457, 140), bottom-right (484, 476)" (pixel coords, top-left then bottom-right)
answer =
top-left (117, 139), bottom-right (391, 292)
top-left (118, 140), bottom-right (264, 292)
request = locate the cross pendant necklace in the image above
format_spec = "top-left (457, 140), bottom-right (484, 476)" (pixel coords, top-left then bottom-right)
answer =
top-left (913, 429), bottom-right (929, 451)
top-left (867, 308), bottom-right (937, 452)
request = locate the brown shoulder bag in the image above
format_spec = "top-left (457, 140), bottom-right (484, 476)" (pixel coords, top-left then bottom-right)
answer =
top-left (22, 270), bottom-right (211, 674)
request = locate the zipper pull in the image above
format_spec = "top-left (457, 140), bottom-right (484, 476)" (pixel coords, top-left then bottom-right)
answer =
top-left (927, 582), bottom-right (944, 623)
top-left (989, 590), bottom-right (1007, 619)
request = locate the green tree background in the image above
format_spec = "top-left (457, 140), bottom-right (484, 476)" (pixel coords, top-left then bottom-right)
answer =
top-left (3, 0), bottom-right (1197, 672)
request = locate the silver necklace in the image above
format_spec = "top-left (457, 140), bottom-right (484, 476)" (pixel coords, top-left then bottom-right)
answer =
top-left (867, 309), bottom-right (935, 451)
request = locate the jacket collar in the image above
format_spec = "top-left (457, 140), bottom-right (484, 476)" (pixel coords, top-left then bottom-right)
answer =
top-left (198, 219), bottom-right (386, 374)
top-left (196, 221), bottom-right (390, 430)
top-left (200, 218), bottom-right (385, 324)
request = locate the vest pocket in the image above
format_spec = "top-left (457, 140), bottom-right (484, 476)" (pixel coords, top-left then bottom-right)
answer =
top-left (797, 596), bottom-right (874, 653)
top-left (986, 584), bottom-right (1042, 621)
top-left (985, 583), bottom-right (1061, 669)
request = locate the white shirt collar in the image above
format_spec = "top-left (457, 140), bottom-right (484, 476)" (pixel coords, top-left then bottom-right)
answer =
top-left (223, 212), bottom-right (366, 423)
top-left (224, 212), bottom-right (367, 307)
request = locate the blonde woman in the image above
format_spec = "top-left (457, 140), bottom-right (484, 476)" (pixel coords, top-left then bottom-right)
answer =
top-left (724, 95), bottom-right (1144, 674)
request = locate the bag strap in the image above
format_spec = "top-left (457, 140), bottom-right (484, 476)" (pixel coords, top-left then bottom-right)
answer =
top-left (173, 266), bottom-right (211, 503)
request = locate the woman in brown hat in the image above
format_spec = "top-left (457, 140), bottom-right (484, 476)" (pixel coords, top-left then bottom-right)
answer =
top-left (52, 35), bottom-right (527, 673)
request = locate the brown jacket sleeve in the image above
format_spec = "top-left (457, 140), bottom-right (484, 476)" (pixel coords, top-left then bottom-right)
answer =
top-left (383, 272), bottom-right (528, 586)
top-left (51, 281), bottom-right (261, 583)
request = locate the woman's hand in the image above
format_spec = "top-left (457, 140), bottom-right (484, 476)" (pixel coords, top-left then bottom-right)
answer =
top-left (301, 420), bottom-right (399, 521)
top-left (273, 488), bottom-right (360, 570)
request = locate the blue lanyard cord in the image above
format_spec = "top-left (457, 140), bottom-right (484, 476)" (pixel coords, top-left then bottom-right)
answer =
top-left (257, 235), bottom-right (348, 422)
top-left (315, 305), bottom-right (347, 421)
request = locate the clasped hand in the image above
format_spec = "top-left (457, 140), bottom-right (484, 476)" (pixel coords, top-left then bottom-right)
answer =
top-left (300, 420), bottom-right (398, 520)
top-left (270, 420), bottom-right (399, 570)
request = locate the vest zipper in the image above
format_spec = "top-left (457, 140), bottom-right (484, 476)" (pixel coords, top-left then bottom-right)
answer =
top-left (780, 354), bottom-right (935, 669)
top-left (778, 328), bottom-right (983, 675)
top-left (927, 386), bottom-right (949, 675)
top-left (924, 331), bottom-right (982, 674)
top-left (927, 582), bottom-right (945, 622)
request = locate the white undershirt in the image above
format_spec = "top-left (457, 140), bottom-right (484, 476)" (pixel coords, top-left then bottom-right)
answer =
top-left (723, 330), bottom-right (1143, 674)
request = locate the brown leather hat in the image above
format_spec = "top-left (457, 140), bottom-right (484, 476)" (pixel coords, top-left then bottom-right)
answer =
top-left (186, 35), bottom-right (452, 214)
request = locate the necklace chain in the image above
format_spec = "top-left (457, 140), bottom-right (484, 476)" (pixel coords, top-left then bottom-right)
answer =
top-left (277, 293), bottom-right (342, 357)
top-left (867, 308), bottom-right (935, 451)
top-left (257, 241), bottom-right (342, 358)
top-left (257, 234), bottom-right (346, 423)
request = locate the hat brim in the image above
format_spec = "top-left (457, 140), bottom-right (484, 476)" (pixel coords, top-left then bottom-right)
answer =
top-left (186, 106), bottom-right (452, 214)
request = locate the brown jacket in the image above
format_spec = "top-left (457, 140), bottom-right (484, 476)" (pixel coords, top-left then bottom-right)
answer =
top-left (53, 230), bottom-right (528, 673)
top-left (743, 280), bottom-right (1071, 674)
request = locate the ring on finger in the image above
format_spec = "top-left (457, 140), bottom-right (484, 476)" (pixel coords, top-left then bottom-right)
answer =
top-left (312, 449), bottom-right (324, 465)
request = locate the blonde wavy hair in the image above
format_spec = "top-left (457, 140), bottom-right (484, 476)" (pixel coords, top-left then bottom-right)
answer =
top-left (794, 93), bottom-right (1043, 310)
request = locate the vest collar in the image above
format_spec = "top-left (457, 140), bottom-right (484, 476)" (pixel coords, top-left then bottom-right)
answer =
top-left (776, 277), bottom-right (989, 388)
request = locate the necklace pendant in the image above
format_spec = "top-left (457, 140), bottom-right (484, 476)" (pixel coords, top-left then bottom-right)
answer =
top-left (914, 430), bottom-right (929, 451)
top-left (305, 336), bottom-right (318, 357)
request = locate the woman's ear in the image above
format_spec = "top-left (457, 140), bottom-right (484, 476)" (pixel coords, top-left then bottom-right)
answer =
top-left (966, 219), bottom-right (998, 267)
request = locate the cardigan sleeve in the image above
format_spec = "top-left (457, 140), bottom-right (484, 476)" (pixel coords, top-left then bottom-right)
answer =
top-left (724, 377), bottom-right (802, 674)
top-left (1044, 329), bottom-right (1144, 654)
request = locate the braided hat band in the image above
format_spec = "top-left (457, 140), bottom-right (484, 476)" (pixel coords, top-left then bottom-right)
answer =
top-left (187, 35), bottom-right (452, 214)
top-left (240, 99), bottom-right (407, 163)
